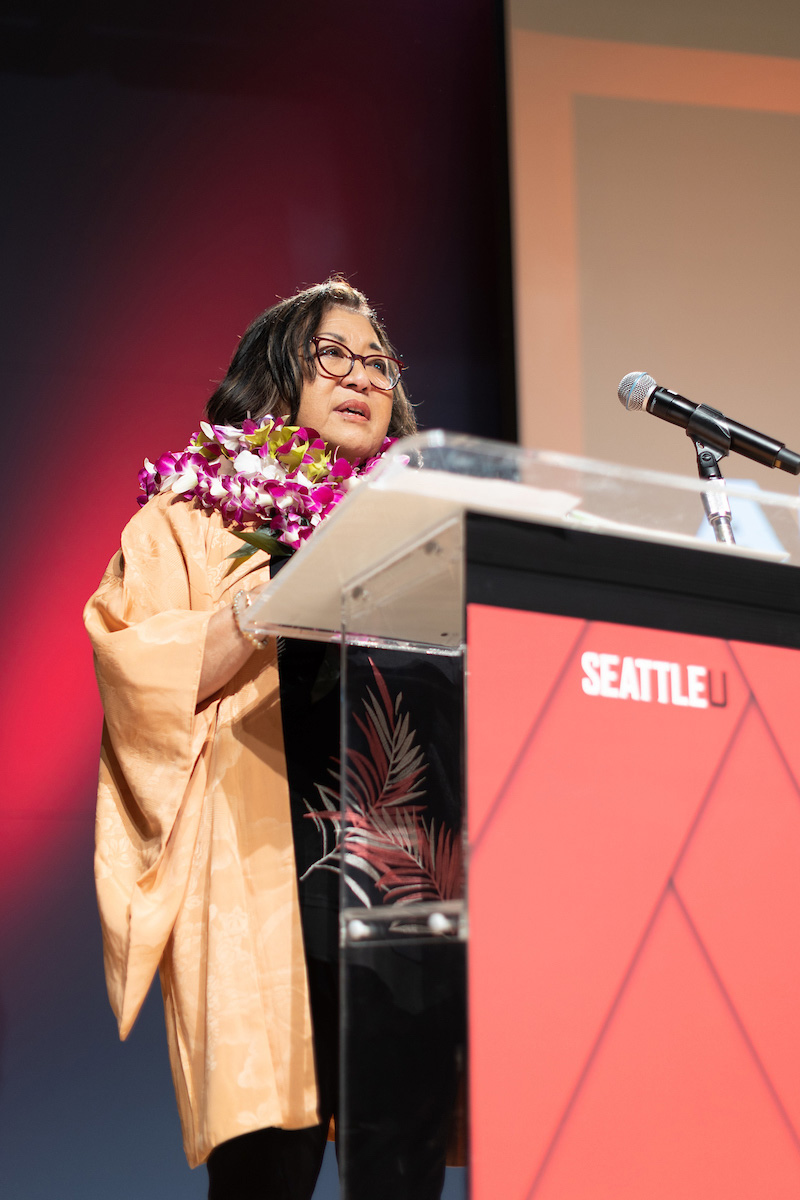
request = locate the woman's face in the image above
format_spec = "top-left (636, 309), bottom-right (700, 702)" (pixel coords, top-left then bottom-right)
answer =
top-left (296, 307), bottom-right (394, 463)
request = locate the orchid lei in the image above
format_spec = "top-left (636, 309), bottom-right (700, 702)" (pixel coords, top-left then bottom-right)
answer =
top-left (139, 413), bottom-right (394, 560)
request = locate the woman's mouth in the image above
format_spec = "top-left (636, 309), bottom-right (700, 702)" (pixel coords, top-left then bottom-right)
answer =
top-left (335, 400), bottom-right (371, 421)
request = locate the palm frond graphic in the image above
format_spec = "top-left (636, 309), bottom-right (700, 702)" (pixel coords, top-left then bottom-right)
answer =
top-left (345, 809), bottom-right (464, 904)
top-left (300, 659), bottom-right (463, 906)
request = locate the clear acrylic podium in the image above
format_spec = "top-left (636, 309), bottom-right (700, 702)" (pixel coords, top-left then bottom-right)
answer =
top-left (245, 432), bottom-right (800, 1200)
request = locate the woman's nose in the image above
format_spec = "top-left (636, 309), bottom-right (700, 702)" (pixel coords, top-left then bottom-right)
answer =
top-left (346, 357), bottom-right (371, 390)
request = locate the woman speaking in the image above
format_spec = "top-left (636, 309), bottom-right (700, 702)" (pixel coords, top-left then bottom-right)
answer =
top-left (84, 278), bottom-right (464, 1200)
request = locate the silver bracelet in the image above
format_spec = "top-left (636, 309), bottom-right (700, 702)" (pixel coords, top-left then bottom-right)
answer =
top-left (232, 590), bottom-right (266, 648)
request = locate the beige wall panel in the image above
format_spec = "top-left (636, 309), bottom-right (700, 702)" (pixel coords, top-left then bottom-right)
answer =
top-left (509, 30), bottom-right (800, 491)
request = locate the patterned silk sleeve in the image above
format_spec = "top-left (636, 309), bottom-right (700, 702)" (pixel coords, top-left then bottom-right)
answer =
top-left (84, 494), bottom-right (219, 1034)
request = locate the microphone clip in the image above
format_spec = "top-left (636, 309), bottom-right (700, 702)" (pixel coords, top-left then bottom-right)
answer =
top-left (685, 404), bottom-right (732, 458)
top-left (691, 437), bottom-right (735, 545)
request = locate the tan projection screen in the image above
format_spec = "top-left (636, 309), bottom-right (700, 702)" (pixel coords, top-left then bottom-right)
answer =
top-left (507, 19), bottom-right (800, 492)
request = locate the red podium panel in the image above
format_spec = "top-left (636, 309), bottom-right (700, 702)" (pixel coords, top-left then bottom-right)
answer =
top-left (468, 603), bottom-right (800, 1199)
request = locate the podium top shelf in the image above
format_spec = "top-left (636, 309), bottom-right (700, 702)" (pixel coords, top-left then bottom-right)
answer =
top-left (244, 431), bottom-right (800, 647)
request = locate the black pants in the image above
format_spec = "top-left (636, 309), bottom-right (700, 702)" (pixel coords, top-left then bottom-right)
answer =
top-left (207, 948), bottom-right (465, 1200)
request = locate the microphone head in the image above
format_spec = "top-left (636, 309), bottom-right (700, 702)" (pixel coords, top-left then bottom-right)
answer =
top-left (618, 371), bottom-right (657, 411)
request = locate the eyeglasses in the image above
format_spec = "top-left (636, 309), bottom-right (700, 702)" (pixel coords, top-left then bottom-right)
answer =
top-left (311, 336), bottom-right (406, 391)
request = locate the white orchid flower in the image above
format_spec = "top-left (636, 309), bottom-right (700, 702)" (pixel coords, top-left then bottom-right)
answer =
top-left (171, 467), bottom-right (199, 492)
top-left (233, 450), bottom-right (262, 476)
top-left (256, 460), bottom-right (281, 481)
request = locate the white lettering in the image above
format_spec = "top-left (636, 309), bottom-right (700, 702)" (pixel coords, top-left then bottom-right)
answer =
top-left (581, 651), bottom-right (601, 696)
top-left (652, 661), bottom-right (671, 704)
top-left (618, 656), bottom-right (641, 701)
top-left (686, 665), bottom-right (708, 709)
top-left (670, 662), bottom-right (689, 706)
top-left (635, 658), bottom-right (654, 703)
top-left (581, 651), bottom-right (712, 709)
top-left (599, 654), bottom-right (620, 698)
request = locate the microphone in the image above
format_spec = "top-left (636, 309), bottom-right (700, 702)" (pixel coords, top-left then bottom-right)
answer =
top-left (618, 372), bottom-right (800, 475)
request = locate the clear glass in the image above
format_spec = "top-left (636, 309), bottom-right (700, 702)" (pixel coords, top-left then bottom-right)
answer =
top-left (244, 431), bottom-right (800, 650)
top-left (337, 642), bottom-right (467, 1198)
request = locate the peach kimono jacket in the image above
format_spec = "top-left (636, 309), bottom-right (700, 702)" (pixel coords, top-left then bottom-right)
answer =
top-left (84, 491), bottom-right (318, 1167)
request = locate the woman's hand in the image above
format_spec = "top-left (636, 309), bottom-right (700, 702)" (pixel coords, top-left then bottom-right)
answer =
top-left (197, 581), bottom-right (271, 702)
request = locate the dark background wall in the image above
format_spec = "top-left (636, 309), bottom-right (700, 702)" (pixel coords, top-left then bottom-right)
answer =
top-left (0, 3), bottom-right (513, 1195)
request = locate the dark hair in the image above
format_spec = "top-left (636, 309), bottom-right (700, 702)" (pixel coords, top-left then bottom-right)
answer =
top-left (206, 277), bottom-right (416, 440)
